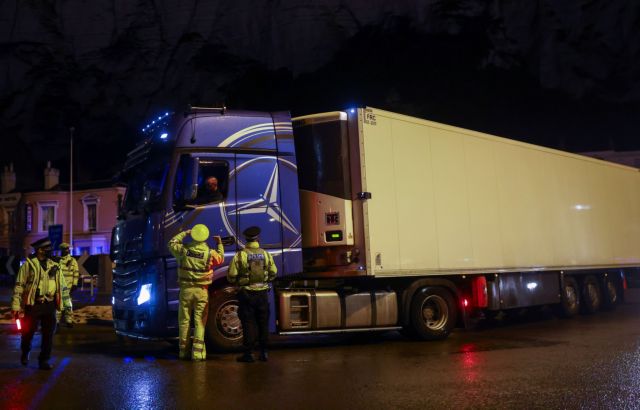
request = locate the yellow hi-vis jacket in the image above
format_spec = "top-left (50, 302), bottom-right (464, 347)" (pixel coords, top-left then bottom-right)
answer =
top-left (59, 254), bottom-right (79, 287)
top-left (227, 242), bottom-right (277, 291)
top-left (11, 257), bottom-right (72, 312)
top-left (168, 231), bottom-right (224, 286)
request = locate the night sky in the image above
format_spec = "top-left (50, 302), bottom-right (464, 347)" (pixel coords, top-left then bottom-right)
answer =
top-left (1, 1), bottom-right (638, 187)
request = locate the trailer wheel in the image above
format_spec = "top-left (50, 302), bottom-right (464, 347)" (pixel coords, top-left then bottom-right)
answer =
top-left (410, 287), bottom-right (457, 340)
top-left (601, 276), bottom-right (619, 310)
top-left (554, 276), bottom-right (580, 318)
top-left (581, 275), bottom-right (602, 314)
top-left (205, 290), bottom-right (244, 352)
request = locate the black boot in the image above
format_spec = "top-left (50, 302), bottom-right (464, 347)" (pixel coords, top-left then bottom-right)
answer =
top-left (259, 349), bottom-right (268, 362)
top-left (39, 361), bottom-right (53, 370)
top-left (236, 352), bottom-right (255, 363)
top-left (20, 351), bottom-right (29, 366)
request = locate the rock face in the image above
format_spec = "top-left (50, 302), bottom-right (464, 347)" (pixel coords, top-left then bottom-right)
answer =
top-left (0, 0), bottom-right (638, 181)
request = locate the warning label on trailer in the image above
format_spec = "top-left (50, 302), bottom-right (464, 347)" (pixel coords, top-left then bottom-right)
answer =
top-left (364, 109), bottom-right (377, 125)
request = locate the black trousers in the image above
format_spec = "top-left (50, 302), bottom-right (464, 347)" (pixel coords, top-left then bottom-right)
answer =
top-left (237, 289), bottom-right (269, 353)
top-left (21, 301), bottom-right (56, 363)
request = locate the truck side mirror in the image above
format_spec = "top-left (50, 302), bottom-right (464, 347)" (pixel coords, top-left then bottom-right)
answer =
top-left (187, 183), bottom-right (198, 200)
top-left (180, 156), bottom-right (200, 202)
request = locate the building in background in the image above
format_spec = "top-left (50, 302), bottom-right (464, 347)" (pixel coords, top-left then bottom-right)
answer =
top-left (0, 162), bottom-right (125, 259)
top-left (0, 164), bottom-right (21, 257)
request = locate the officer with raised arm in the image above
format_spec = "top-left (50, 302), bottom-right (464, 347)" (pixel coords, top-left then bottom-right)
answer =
top-left (11, 237), bottom-right (72, 370)
top-left (227, 226), bottom-right (277, 363)
top-left (168, 224), bottom-right (224, 360)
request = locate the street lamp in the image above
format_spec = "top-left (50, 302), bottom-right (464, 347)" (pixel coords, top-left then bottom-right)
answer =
top-left (69, 126), bottom-right (74, 254)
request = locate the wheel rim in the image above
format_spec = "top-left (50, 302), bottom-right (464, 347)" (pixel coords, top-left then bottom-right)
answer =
top-left (216, 300), bottom-right (243, 340)
top-left (607, 281), bottom-right (617, 304)
top-left (420, 295), bottom-right (449, 330)
top-left (566, 285), bottom-right (578, 310)
top-left (587, 282), bottom-right (600, 307)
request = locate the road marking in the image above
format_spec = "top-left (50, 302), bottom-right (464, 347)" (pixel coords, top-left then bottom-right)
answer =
top-left (29, 357), bottom-right (71, 409)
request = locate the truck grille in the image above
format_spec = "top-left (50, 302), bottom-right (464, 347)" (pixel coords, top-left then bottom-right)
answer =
top-left (112, 261), bottom-right (140, 302)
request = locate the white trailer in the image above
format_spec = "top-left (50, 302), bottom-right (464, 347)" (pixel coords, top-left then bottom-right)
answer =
top-left (275, 107), bottom-right (639, 340)
top-left (357, 108), bottom-right (640, 275)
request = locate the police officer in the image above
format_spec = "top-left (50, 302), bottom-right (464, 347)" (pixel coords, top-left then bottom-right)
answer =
top-left (227, 226), bottom-right (277, 363)
top-left (11, 237), bottom-right (72, 370)
top-left (168, 224), bottom-right (223, 361)
top-left (57, 242), bottom-right (78, 327)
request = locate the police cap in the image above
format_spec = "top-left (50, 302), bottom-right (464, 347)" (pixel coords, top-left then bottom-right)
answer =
top-left (191, 224), bottom-right (209, 242)
top-left (242, 226), bottom-right (260, 241)
top-left (31, 237), bottom-right (52, 250)
top-left (59, 242), bottom-right (70, 249)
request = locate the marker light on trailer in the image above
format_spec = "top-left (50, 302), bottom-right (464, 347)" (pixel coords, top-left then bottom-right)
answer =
top-left (16, 319), bottom-right (21, 330)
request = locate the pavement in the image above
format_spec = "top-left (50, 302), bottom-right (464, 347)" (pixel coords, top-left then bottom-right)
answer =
top-left (1, 287), bottom-right (640, 409)
top-left (0, 286), bottom-right (112, 326)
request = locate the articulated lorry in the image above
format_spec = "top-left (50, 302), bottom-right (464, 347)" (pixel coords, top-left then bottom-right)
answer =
top-left (111, 106), bottom-right (640, 350)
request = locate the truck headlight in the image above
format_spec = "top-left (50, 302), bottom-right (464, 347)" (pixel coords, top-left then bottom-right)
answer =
top-left (137, 283), bottom-right (152, 305)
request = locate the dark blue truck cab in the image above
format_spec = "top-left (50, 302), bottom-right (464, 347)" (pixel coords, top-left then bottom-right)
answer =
top-left (111, 107), bottom-right (303, 349)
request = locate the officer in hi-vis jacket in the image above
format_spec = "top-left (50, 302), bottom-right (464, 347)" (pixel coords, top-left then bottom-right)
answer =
top-left (56, 242), bottom-right (78, 327)
top-left (11, 237), bottom-right (72, 370)
top-left (227, 226), bottom-right (277, 363)
top-left (168, 224), bottom-right (223, 360)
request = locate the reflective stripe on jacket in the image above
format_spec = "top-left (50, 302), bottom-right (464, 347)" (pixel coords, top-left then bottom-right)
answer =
top-left (11, 257), bottom-right (72, 312)
top-left (59, 254), bottom-right (80, 286)
top-left (227, 242), bottom-right (277, 291)
top-left (168, 231), bottom-right (224, 286)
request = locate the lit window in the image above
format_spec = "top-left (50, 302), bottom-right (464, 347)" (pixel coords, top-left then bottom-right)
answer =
top-left (41, 206), bottom-right (55, 231)
top-left (36, 201), bottom-right (58, 233)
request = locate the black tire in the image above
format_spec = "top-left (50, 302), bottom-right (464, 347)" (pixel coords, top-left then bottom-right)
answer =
top-left (554, 276), bottom-right (580, 318)
top-left (601, 275), bottom-right (619, 310)
top-left (205, 289), bottom-right (244, 352)
top-left (409, 287), bottom-right (457, 340)
top-left (581, 275), bottom-right (602, 314)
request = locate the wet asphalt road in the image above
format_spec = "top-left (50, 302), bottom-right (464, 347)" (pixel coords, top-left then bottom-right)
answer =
top-left (1, 291), bottom-right (640, 410)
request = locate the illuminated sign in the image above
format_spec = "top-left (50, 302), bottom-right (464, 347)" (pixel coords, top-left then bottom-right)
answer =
top-left (25, 204), bottom-right (32, 232)
top-left (325, 230), bottom-right (343, 242)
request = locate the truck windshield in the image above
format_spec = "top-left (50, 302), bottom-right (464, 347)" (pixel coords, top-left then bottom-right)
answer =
top-left (293, 118), bottom-right (352, 200)
top-left (122, 161), bottom-right (169, 213)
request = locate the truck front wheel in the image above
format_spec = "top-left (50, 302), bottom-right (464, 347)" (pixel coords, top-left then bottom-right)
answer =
top-left (206, 290), bottom-right (244, 352)
top-left (410, 287), bottom-right (457, 340)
